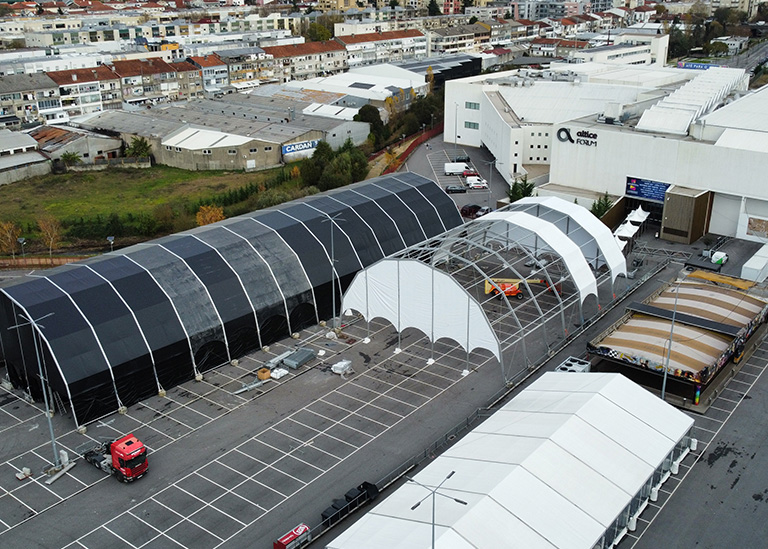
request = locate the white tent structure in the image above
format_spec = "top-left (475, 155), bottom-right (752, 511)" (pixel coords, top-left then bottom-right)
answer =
top-left (614, 222), bottom-right (640, 240)
top-left (326, 372), bottom-right (695, 549)
top-left (627, 207), bottom-right (650, 225)
top-left (343, 200), bottom-right (626, 382)
top-left (507, 196), bottom-right (628, 284)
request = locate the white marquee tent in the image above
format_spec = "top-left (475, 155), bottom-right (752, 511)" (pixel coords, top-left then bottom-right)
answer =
top-left (326, 372), bottom-right (694, 549)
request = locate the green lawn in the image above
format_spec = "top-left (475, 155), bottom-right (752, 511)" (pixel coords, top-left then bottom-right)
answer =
top-left (0, 165), bottom-right (274, 229)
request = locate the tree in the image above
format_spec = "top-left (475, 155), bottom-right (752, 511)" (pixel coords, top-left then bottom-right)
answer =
top-left (36, 4), bottom-right (44, 15)
top-left (37, 216), bottom-right (62, 259)
top-left (469, 16), bottom-right (478, 24)
top-left (196, 205), bottom-right (225, 226)
top-left (60, 151), bottom-right (81, 166)
top-left (304, 22), bottom-right (331, 42)
top-left (507, 175), bottom-right (534, 202)
top-left (461, 0), bottom-right (473, 13)
top-left (504, 10), bottom-right (511, 19)
top-left (389, 0), bottom-right (399, 7)
top-left (590, 192), bottom-right (613, 218)
top-left (318, 153), bottom-right (352, 191)
top-left (706, 40), bottom-right (729, 56)
top-left (354, 104), bottom-right (385, 148)
top-left (0, 4), bottom-right (11, 16)
top-left (124, 136), bottom-right (152, 158)
top-left (655, 5), bottom-right (667, 14)
top-left (428, 0), bottom-right (441, 16)
top-left (0, 222), bottom-right (21, 259)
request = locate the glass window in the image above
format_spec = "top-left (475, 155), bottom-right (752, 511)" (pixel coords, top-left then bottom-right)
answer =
top-left (228, 149), bottom-right (236, 155)
top-left (464, 121), bottom-right (479, 130)
top-left (265, 146), bottom-right (272, 151)
top-left (465, 101), bottom-right (479, 110)
top-left (249, 148), bottom-right (258, 153)
top-left (202, 149), bottom-right (211, 155)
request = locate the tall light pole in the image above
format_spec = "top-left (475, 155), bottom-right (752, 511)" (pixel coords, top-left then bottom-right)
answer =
top-left (321, 213), bottom-right (344, 330)
top-left (9, 312), bottom-right (60, 469)
top-left (107, 235), bottom-right (115, 252)
top-left (409, 471), bottom-right (467, 549)
top-left (661, 276), bottom-right (686, 400)
top-left (431, 113), bottom-right (435, 130)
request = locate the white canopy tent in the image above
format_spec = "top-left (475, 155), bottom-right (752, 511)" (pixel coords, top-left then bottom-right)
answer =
top-left (343, 259), bottom-right (501, 361)
top-left (614, 222), bottom-right (640, 240)
top-left (327, 373), bottom-right (694, 549)
top-left (508, 197), bottom-right (628, 283)
top-left (627, 207), bottom-right (650, 225)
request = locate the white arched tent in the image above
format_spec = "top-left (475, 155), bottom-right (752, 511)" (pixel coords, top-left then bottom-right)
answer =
top-left (343, 259), bottom-right (501, 361)
top-left (507, 196), bottom-right (628, 285)
top-left (343, 204), bottom-right (623, 382)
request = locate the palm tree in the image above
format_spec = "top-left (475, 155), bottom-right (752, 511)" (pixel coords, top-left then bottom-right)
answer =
top-left (60, 151), bottom-right (81, 166)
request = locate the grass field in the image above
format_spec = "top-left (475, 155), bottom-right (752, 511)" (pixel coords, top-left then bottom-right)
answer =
top-left (0, 165), bottom-right (269, 228)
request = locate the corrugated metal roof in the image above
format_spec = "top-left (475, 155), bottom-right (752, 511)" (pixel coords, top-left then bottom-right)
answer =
top-left (714, 128), bottom-right (768, 152)
top-left (328, 372), bottom-right (694, 549)
top-left (0, 129), bottom-right (37, 151)
top-left (698, 85), bottom-right (768, 133)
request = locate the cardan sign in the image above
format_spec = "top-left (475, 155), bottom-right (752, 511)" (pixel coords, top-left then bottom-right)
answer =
top-left (282, 140), bottom-right (320, 156)
top-left (557, 127), bottom-right (598, 147)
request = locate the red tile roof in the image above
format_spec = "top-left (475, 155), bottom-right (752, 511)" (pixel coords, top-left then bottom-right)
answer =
top-left (111, 58), bottom-right (175, 77)
top-left (335, 29), bottom-right (424, 45)
top-left (172, 61), bottom-right (202, 74)
top-left (188, 53), bottom-right (226, 68)
top-left (46, 65), bottom-right (118, 85)
top-left (262, 40), bottom-right (346, 59)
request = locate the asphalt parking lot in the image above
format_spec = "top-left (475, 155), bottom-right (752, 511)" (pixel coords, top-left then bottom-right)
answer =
top-left (3, 146), bottom-right (768, 548)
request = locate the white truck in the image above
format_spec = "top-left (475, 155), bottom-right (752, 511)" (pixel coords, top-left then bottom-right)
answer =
top-left (444, 162), bottom-right (469, 176)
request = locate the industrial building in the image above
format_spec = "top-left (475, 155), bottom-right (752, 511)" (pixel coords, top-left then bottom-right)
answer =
top-left (0, 173), bottom-right (462, 426)
top-left (445, 62), bottom-right (768, 247)
top-left (328, 371), bottom-right (695, 549)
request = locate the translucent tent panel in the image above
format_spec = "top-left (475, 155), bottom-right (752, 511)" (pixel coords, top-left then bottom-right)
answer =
top-left (479, 211), bottom-right (599, 303)
top-left (219, 217), bottom-right (312, 316)
top-left (614, 222), bottom-right (639, 239)
top-left (350, 184), bottom-right (428, 247)
top-left (344, 259), bottom-right (501, 361)
top-left (509, 196), bottom-right (627, 282)
top-left (126, 244), bottom-right (224, 354)
top-left (83, 255), bottom-right (187, 357)
top-left (322, 190), bottom-right (405, 256)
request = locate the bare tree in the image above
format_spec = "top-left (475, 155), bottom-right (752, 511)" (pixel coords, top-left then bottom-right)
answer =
top-left (196, 205), bottom-right (225, 227)
top-left (37, 215), bottom-right (62, 260)
top-left (0, 221), bottom-right (21, 259)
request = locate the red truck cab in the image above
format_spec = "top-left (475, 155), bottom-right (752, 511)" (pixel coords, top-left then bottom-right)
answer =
top-left (110, 434), bottom-right (148, 482)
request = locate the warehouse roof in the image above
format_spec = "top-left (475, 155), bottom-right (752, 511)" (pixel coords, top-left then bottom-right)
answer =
top-left (162, 126), bottom-right (252, 150)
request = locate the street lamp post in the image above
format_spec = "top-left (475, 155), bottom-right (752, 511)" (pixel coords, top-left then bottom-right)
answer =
top-left (661, 276), bottom-right (686, 400)
top-left (107, 235), bottom-right (115, 252)
top-left (9, 312), bottom-right (60, 470)
top-left (409, 471), bottom-right (467, 549)
top-left (431, 113), bottom-right (435, 130)
top-left (17, 237), bottom-right (26, 259)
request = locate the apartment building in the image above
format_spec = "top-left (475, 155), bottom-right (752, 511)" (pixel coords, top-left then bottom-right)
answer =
top-left (46, 65), bottom-right (122, 120)
top-left (262, 41), bottom-right (348, 83)
top-left (171, 61), bottom-right (206, 101)
top-left (430, 27), bottom-right (477, 55)
top-left (335, 30), bottom-right (427, 68)
top-left (111, 58), bottom-right (181, 105)
top-left (188, 54), bottom-right (230, 93)
top-left (214, 47), bottom-right (275, 89)
top-left (0, 73), bottom-right (61, 126)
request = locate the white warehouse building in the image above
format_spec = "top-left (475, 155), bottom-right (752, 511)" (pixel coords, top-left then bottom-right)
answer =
top-left (444, 63), bottom-right (767, 245)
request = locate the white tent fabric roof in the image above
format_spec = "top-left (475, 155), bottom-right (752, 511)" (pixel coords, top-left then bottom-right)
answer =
top-left (326, 372), bottom-right (694, 549)
top-left (614, 222), bottom-right (639, 239)
top-left (615, 236), bottom-right (627, 251)
top-left (343, 258), bottom-right (501, 360)
top-left (510, 196), bottom-right (627, 282)
top-left (479, 212), bottom-right (599, 303)
top-left (627, 207), bottom-right (650, 224)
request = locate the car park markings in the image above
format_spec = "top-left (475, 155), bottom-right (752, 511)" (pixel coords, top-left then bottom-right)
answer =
top-left (628, 338), bottom-right (768, 548)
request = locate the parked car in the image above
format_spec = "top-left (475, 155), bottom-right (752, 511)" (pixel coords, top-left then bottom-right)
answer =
top-left (475, 206), bottom-right (492, 218)
top-left (445, 184), bottom-right (467, 194)
top-left (454, 155), bottom-right (471, 162)
top-left (460, 204), bottom-right (482, 218)
top-left (467, 176), bottom-right (488, 189)
top-left (462, 169), bottom-right (479, 177)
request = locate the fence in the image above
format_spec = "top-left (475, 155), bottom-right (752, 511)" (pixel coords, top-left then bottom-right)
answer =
top-left (67, 157), bottom-right (151, 172)
top-left (381, 123), bottom-right (444, 175)
top-left (0, 255), bottom-right (90, 269)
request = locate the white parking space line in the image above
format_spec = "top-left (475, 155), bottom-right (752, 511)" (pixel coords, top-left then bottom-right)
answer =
top-left (102, 525), bottom-right (138, 549)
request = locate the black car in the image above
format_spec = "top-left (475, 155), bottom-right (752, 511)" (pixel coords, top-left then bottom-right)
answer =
top-left (454, 155), bottom-right (471, 162)
top-left (445, 185), bottom-right (467, 194)
top-left (460, 204), bottom-right (481, 217)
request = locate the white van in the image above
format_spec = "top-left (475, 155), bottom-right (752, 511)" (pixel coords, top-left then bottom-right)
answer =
top-left (466, 176), bottom-right (488, 189)
top-left (444, 162), bottom-right (470, 175)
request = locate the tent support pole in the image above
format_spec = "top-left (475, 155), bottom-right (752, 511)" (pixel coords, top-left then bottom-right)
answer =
top-left (430, 262), bottom-right (435, 361)
top-left (397, 260), bottom-right (402, 351)
top-left (465, 294), bottom-right (471, 371)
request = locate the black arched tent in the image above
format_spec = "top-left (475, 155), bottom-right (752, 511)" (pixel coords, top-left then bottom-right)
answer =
top-left (0, 173), bottom-right (461, 425)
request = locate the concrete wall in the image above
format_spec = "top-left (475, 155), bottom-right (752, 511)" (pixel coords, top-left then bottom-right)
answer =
top-left (0, 160), bottom-right (51, 186)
